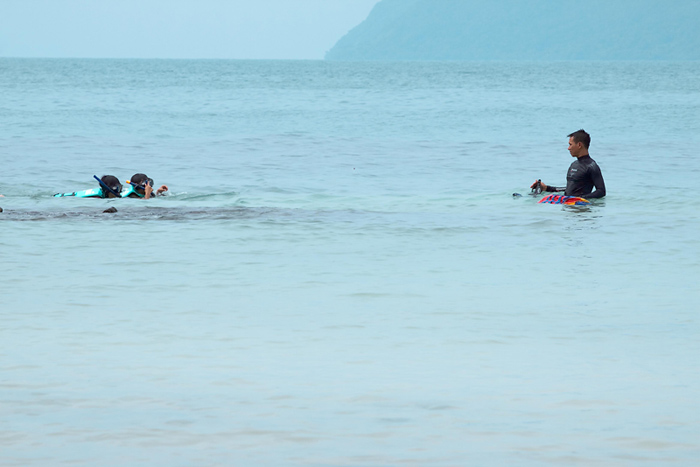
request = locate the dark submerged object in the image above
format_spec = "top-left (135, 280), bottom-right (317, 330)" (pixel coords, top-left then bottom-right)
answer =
top-left (103, 207), bottom-right (118, 213)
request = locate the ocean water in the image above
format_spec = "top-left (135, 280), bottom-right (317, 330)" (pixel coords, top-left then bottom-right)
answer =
top-left (1, 59), bottom-right (699, 466)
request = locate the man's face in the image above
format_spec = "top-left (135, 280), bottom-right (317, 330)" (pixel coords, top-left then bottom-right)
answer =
top-left (568, 137), bottom-right (584, 157)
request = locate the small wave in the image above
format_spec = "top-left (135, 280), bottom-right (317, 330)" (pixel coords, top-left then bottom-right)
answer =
top-left (176, 191), bottom-right (240, 201)
top-left (0, 206), bottom-right (274, 222)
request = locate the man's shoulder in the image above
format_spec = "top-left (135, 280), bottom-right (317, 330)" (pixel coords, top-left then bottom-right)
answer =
top-left (586, 156), bottom-right (601, 169)
top-left (583, 157), bottom-right (604, 178)
top-left (578, 155), bottom-right (599, 166)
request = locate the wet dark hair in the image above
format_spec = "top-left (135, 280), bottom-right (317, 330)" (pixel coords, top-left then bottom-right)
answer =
top-left (100, 175), bottom-right (122, 196)
top-left (130, 173), bottom-right (153, 188)
top-left (568, 129), bottom-right (591, 149)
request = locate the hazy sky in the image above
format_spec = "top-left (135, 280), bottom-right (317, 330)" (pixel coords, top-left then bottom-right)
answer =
top-left (0, 0), bottom-right (380, 59)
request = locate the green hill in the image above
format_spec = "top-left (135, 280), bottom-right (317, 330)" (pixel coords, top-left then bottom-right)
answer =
top-left (326, 0), bottom-right (700, 60)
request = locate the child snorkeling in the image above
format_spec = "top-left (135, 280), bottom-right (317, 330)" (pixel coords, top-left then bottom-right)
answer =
top-left (123, 173), bottom-right (168, 199)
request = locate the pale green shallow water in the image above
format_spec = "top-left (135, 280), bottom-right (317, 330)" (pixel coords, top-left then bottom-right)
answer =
top-left (1, 59), bottom-right (699, 466)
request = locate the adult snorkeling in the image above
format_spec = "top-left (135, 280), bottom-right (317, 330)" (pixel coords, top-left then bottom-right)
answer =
top-left (122, 173), bottom-right (168, 199)
top-left (531, 129), bottom-right (606, 199)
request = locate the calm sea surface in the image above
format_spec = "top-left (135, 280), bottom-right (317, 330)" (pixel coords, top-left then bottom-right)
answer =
top-left (1, 59), bottom-right (699, 466)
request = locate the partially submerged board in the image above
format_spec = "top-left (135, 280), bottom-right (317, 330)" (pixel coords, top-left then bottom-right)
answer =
top-left (54, 188), bottom-right (104, 198)
top-left (538, 194), bottom-right (590, 205)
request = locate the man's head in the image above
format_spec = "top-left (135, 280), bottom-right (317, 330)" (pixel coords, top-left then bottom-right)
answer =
top-left (568, 129), bottom-right (590, 158)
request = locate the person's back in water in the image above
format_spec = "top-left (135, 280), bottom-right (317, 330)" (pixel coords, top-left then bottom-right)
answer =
top-left (54, 175), bottom-right (123, 198)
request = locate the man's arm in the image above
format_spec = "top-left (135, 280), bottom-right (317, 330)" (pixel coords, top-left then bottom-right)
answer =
top-left (582, 164), bottom-right (606, 199)
top-left (534, 181), bottom-right (564, 192)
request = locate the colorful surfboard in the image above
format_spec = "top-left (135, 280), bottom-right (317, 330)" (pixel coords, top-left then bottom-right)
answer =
top-left (538, 194), bottom-right (590, 205)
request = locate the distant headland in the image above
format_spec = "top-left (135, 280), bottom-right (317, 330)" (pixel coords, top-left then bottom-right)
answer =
top-left (326, 0), bottom-right (700, 60)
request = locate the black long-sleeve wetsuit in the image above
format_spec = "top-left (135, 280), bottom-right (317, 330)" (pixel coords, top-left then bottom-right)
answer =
top-left (546, 155), bottom-right (606, 199)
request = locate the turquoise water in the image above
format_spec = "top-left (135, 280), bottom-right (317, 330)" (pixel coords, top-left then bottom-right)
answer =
top-left (1, 59), bottom-right (699, 466)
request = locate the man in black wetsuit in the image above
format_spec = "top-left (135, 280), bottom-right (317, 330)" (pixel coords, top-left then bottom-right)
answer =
top-left (533, 129), bottom-right (606, 199)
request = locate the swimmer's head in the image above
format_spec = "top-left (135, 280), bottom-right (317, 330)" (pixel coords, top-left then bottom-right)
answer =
top-left (100, 175), bottom-right (122, 198)
top-left (130, 173), bottom-right (154, 191)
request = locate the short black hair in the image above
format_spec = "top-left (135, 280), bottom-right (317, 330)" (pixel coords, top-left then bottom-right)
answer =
top-left (130, 173), bottom-right (149, 185)
top-left (131, 173), bottom-right (154, 188)
top-left (568, 129), bottom-right (591, 149)
top-left (100, 175), bottom-right (122, 194)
